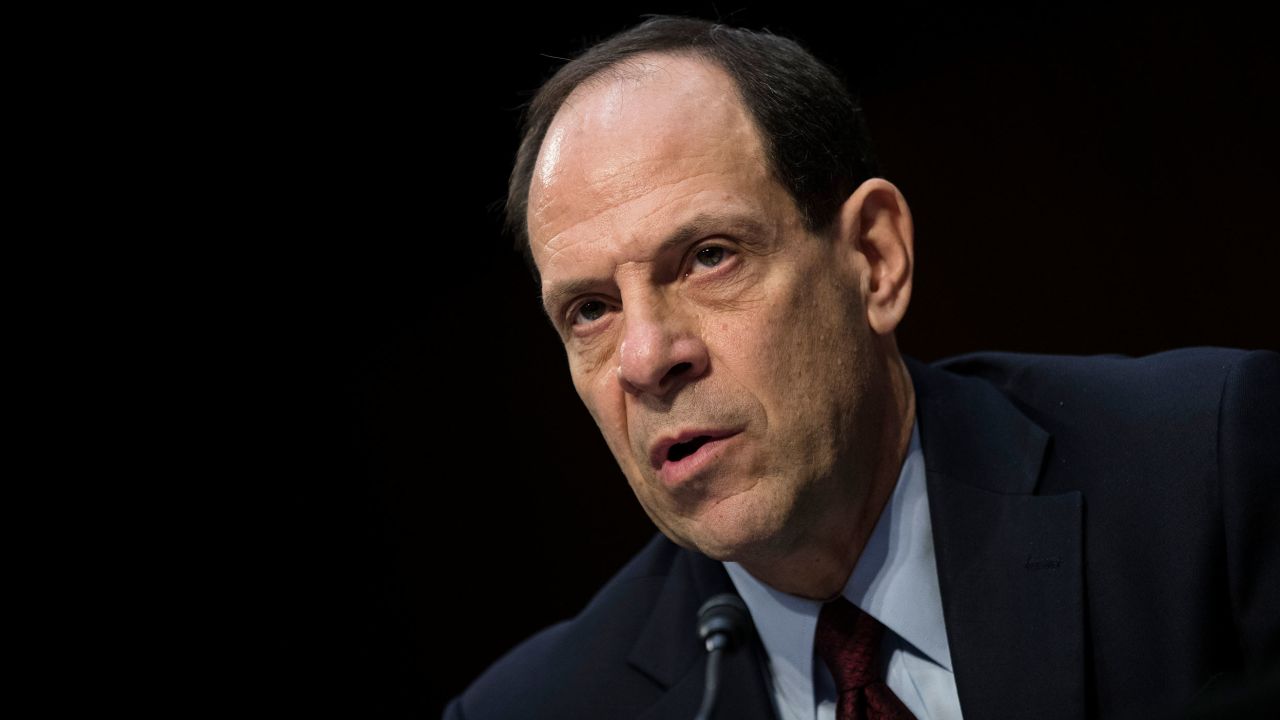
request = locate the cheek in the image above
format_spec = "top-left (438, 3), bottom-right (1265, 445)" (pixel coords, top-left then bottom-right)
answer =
top-left (736, 274), bottom-right (860, 424)
top-left (567, 332), bottom-right (619, 380)
top-left (568, 331), bottom-right (622, 404)
top-left (572, 369), bottom-right (611, 429)
top-left (729, 279), bottom-right (827, 369)
top-left (571, 363), bottom-right (639, 466)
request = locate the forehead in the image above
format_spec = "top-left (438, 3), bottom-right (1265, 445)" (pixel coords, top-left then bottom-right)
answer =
top-left (527, 53), bottom-right (787, 281)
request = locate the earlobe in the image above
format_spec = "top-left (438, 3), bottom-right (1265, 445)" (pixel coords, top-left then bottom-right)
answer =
top-left (835, 178), bottom-right (914, 336)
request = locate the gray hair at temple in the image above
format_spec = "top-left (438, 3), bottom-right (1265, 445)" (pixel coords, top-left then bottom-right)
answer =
top-left (505, 15), bottom-right (882, 285)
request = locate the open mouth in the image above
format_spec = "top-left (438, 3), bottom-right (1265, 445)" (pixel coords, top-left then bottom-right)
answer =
top-left (649, 429), bottom-right (743, 484)
top-left (653, 430), bottom-right (741, 487)
top-left (667, 435), bottom-right (715, 462)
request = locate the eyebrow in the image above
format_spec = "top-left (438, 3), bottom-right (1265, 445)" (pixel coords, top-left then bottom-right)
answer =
top-left (540, 211), bottom-right (768, 320)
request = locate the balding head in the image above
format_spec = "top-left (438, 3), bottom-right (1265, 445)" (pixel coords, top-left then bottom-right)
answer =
top-left (507, 16), bottom-right (880, 285)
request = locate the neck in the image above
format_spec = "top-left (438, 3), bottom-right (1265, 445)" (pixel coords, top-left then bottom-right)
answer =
top-left (739, 351), bottom-right (916, 600)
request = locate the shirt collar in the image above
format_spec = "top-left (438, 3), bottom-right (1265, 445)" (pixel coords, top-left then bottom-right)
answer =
top-left (724, 418), bottom-right (952, 710)
top-left (844, 419), bottom-right (952, 671)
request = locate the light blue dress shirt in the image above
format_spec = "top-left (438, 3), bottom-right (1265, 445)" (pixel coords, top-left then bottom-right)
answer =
top-left (724, 420), bottom-right (963, 720)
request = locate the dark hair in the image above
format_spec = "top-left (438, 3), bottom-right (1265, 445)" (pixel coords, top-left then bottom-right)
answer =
top-left (506, 15), bottom-right (880, 284)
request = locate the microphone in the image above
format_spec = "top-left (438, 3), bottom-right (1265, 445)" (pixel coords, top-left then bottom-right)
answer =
top-left (693, 594), bottom-right (753, 720)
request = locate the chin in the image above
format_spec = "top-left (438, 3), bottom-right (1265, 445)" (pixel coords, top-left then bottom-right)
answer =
top-left (642, 473), bottom-right (797, 560)
top-left (689, 538), bottom-right (754, 563)
top-left (677, 499), bottom-right (787, 563)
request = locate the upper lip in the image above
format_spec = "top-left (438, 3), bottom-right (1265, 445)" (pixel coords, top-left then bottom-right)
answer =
top-left (649, 428), bottom-right (741, 469)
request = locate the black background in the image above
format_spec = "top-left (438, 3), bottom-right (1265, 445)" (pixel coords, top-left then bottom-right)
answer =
top-left (243, 4), bottom-right (1278, 717)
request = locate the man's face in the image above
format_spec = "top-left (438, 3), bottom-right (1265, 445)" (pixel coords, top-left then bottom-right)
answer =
top-left (527, 54), bottom-right (883, 563)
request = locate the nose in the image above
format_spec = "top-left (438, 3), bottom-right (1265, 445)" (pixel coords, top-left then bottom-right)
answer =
top-left (616, 294), bottom-right (709, 398)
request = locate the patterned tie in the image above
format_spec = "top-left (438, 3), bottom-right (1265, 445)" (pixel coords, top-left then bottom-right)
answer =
top-left (814, 597), bottom-right (916, 720)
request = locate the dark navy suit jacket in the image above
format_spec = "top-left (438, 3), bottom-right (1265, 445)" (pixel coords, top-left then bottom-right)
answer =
top-left (445, 348), bottom-right (1279, 719)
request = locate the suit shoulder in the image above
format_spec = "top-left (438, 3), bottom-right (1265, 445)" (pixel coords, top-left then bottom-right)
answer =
top-left (925, 348), bottom-right (1277, 495)
top-left (932, 347), bottom-right (1276, 417)
top-left (935, 346), bottom-right (1270, 384)
top-left (447, 534), bottom-right (684, 719)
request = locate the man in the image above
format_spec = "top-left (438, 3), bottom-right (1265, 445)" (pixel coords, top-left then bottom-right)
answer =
top-left (447, 16), bottom-right (1278, 720)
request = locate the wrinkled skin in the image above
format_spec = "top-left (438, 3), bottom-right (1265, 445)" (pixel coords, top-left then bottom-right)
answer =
top-left (527, 53), bottom-right (915, 598)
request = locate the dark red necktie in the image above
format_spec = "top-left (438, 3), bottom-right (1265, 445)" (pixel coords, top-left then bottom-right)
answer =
top-left (814, 597), bottom-right (916, 720)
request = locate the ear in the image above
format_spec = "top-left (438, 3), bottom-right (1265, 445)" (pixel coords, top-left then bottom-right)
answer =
top-left (834, 178), bottom-right (914, 336)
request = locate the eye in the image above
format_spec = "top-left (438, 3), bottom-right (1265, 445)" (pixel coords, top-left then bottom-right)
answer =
top-left (570, 299), bottom-right (609, 326)
top-left (695, 246), bottom-right (726, 268)
top-left (686, 245), bottom-right (733, 277)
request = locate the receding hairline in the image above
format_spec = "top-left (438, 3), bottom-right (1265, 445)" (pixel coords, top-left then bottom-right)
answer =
top-left (564, 48), bottom-right (731, 102)
top-left (507, 17), bottom-right (880, 287)
top-left (530, 50), bottom-right (781, 240)
top-left (542, 50), bottom-right (746, 151)
top-left (535, 50), bottom-right (763, 177)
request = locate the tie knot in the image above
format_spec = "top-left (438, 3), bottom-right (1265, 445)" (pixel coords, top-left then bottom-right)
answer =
top-left (814, 597), bottom-right (884, 692)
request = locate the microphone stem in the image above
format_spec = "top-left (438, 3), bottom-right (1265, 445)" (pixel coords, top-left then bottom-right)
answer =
top-left (693, 639), bottom-right (727, 720)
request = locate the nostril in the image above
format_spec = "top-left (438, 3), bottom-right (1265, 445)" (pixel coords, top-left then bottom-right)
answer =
top-left (665, 361), bottom-right (693, 381)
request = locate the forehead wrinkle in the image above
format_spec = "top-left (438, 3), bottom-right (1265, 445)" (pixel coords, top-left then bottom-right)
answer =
top-left (538, 160), bottom-right (781, 294)
top-left (541, 204), bottom-right (778, 318)
top-left (532, 54), bottom-right (786, 309)
top-left (534, 153), bottom-right (674, 252)
top-left (538, 184), bottom-right (651, 260)
top-left (542, 168), bottom-right (751, 270)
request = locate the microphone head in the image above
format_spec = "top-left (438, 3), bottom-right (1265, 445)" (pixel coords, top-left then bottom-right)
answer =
top-left (696, 593), bottom-right (752, 651)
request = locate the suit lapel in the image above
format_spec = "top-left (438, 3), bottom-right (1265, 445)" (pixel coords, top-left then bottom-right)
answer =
top-left (624, 357), bottom-right (1086, 719)
top-left (630, 547), bottom-right (778, 720)
top-left (907, 356), bottom-right (1086, 720)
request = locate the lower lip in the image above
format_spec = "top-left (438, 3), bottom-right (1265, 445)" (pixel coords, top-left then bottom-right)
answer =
top-left (656, 433), bottom-right (740, 488)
